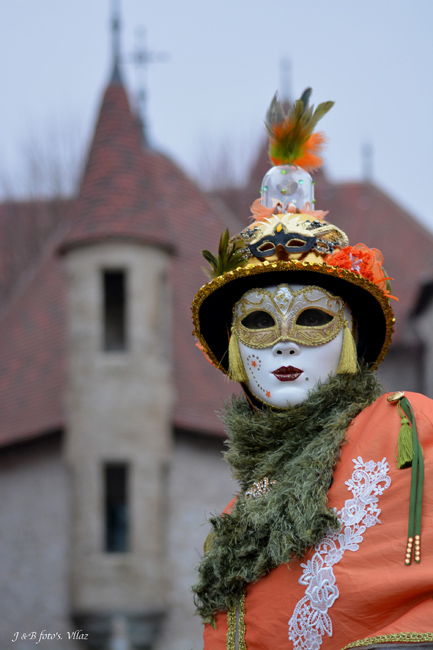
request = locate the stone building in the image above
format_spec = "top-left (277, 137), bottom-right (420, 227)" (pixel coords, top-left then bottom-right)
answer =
top-left (0, 53), bottom-right (433, 650)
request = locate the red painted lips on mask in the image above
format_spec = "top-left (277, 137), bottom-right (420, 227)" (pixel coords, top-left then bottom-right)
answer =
top-left (272, 366), bottom-right (303, 381)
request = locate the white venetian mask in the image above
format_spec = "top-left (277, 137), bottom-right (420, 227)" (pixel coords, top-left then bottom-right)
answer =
top-left (232, 283), bottom-right (351, 408)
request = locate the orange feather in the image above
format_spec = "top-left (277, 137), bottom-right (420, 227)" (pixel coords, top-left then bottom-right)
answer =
top-left (292, 133), bottom-right (327, 171)
top-left (269, 132), bottom-right (327, 170)
top-left (249, 198), bottom-right (277, 222)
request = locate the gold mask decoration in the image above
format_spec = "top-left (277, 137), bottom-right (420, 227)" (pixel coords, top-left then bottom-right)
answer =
top-left (233, 284), bottom-right (346, 349)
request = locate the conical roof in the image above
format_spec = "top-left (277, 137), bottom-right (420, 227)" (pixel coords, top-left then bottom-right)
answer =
top-left (60, 75), bottom-right (170, 252)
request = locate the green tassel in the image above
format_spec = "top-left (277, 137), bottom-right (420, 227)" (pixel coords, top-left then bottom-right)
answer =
top-left (228, 328), bottom-right (248, 383)
top-left (398, 396), bottom-right (424, 565)
top-left (396, 403), bottom-right (413, 469)
top-left (337, 320), bottom-right (358, 375)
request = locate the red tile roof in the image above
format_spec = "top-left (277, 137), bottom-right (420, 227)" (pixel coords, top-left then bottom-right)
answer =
top-left (0, 199), bottom-right (70, 310)
top-left (0, 227), bottom-right (67, 446)
top-left (148, 152), bottom-right (242, 434)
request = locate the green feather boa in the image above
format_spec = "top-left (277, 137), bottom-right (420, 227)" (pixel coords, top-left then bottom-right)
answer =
top-left (193, 367), bottom-right (381, 622)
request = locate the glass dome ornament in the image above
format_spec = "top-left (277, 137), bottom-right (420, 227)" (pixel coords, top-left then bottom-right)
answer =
top-left (260, 164), bottom-right (314, 210)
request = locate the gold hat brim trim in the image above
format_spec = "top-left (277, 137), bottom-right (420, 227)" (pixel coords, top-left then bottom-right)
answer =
top-left (192, 260), bottom-right (395, 373)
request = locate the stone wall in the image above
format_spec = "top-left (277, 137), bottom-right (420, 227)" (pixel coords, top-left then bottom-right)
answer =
top-left (0, 435), bottom-right (79, 650)
top-left (154, 430), bottom-right (237, 650)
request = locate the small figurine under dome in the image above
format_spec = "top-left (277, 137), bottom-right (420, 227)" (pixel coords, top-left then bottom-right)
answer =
top-left (192, 90), bottom-right (433, 650)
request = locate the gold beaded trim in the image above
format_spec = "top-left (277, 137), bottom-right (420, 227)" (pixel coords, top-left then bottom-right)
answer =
top-left (405, 534), bottom-right (422, 565)
top-left (192, 260), bottom-right (395, 372)
top-left (226, 591), bottom-right (246, 650)
top-left (340, 632), bottom-right (433, 649)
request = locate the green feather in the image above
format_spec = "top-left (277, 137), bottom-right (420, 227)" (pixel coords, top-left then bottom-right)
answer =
top-left (308, 100), bottom-right (335, 130)
top-left (300, 87), bottom-right (312, 108)
top-left (202, 229), bottom-right (246, 279)
top-left (265, 92), bottom-right (285, 133)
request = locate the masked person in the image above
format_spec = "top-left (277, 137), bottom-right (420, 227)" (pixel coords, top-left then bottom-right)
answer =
top-left (191, 92), bottom-right (433, 650)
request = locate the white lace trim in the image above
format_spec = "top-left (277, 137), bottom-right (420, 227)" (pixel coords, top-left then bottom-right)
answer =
top-left (288, 457), bottom-right (391, 650)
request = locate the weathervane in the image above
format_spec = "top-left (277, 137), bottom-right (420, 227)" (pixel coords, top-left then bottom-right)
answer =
top-left (128, 28), bottom-right (169, 145)
top-left (109, 0), bottom-right (168, 144)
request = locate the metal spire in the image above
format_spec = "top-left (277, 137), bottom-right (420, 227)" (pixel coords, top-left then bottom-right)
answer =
top-left (110, 0), bottom-right (122, 82)
top-left (362, 141), bottom-right (373, 183)
top-left (280, 58), bottom-right (292, 104)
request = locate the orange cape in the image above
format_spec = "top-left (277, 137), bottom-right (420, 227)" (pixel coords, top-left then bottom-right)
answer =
top-left (203, 392), bottom-right (433, 650)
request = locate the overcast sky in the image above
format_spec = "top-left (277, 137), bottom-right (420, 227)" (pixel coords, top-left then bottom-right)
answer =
top-left (1, 0), bottom-right (432, 231)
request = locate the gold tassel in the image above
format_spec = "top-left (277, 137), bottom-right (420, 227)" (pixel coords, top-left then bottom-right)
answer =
top-left (396, 402), bottom-right (413, 469)
top-left (228, 327), bottom-right (249, 382)
top-left (337, 320), bottom-right (358, 375)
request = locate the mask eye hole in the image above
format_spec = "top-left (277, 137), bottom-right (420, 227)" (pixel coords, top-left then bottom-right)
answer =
top-left (257, 242), bottom-right (275, 252)
top-left (285, 239), bottom-right (306, 248)
top-left (242, 311), bottom-right (275, 330)
top-left (296, 308), bottom-right (333, 327)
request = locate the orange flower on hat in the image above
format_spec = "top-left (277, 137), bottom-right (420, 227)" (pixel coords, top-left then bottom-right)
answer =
top-left (325, 244), bottom-right (398, 301)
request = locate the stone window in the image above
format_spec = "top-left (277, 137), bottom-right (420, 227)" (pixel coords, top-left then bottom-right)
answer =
top-left (104, 462), bottom-right (130, 553)
top-left (102, 269), bottom-right (127, 351)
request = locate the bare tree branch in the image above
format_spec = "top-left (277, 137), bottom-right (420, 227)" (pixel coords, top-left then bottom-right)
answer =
top-left (0, 117), bottom-right (85, 200)
top-left (194, 131), bottom-right (261, 191)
